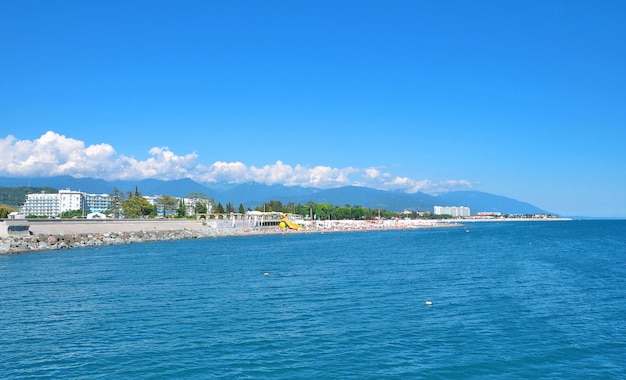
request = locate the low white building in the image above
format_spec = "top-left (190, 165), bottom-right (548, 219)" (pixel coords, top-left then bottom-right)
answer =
top-left (8, 212), bottom-right (25, 219)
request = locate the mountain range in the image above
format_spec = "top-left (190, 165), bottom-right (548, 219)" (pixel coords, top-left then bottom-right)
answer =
top-left (0, 176), bottom-right (551, 215)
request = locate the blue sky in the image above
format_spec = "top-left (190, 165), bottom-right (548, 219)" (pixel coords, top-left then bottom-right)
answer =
top-left (1, 1), bottom-right (625, 217)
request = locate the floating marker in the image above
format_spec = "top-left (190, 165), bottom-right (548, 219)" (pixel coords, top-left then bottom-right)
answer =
top-left (425, 301), bottom-right (433, 306)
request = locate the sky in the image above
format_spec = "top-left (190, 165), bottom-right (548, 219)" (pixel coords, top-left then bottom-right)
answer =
top-left (1, 0), bottom-right (625, 217)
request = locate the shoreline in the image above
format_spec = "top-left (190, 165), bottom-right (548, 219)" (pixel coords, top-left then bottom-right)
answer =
top-left (0, 217), bottom-right (570, 255)
top-left (0, 218), bottom-right (458, 254)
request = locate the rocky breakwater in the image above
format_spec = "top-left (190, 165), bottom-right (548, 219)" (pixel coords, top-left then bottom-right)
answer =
top-left (0, 228), bottom-right (211, 254)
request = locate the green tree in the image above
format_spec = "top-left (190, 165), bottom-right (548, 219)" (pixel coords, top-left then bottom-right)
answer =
top-left (185, 191), bottom-right (208, 200)
top-left (216, 202), bottom-right (225, 214)
top-left (108, 187), bottom-right (125, 218)
top-left (159, 194), bottom-right (179, 217)
top-left (61, 209), bottom-right (84, 219)
top-left (313, 203), bottom-right (334, 220)
top-left (255, 200), bottom-right (285, 212)
top-left (122, 192), bottom-right (155, 218)
top-left (195, 200), bottom-right (208, 214)
top-left (225, 202), bottom-right (235, 213)
top-left (350, 205), bottom-right (371, 219)
top-left (334, 204), bottom-right (351, 220)
top-left (238, 203), bottom-right (245, 214)
top-left (186, 192), bottom-right (206, 215)
top-left (0, 205), bottom-right (16, 218)
top-left (282, 201), bottom-right (295, 214)
top-left (176, 199), bottom-right (187, 217)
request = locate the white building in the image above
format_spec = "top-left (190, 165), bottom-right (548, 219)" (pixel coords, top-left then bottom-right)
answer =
top-left (59, 189), bottom-right (84, 214)
top-left (434, 205), bottom-right (470, 217)
top-left (85, 193), bottom-right (112, 214)
top-left (21, 192), bottom-right (61, 217)
top-left (21, 190), bottom-right (112, 217)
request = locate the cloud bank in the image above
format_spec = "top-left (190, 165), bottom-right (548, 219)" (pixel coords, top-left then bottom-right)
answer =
top-left (0, 131), bottom-right (472, 194)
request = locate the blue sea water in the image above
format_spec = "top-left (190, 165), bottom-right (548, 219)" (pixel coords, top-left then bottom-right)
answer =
top-left (1, 220), bottom-right (625, 379)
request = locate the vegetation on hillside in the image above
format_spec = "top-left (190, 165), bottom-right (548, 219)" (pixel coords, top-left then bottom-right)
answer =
top-left (0, 205), bottom-right (16, 218)
top-left (0, 186), bottom-right (57, 208)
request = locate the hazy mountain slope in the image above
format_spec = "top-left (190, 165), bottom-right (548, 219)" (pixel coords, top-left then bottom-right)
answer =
top-left (0, 176), bottom-right (550, 214)
top-left (109, 178), bottom-right (214, 198)
top-left (288, 186), bottom-right (438, 211)
top-left (437, 191), bottom-right (548, 214)
top-left (0, 176), bottom-right (111, 193)
top-left (218, 182), bottom-right (314, 205)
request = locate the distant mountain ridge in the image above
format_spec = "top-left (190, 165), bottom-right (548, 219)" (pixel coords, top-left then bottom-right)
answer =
top-left (0, 176), bottom-right (550, 215)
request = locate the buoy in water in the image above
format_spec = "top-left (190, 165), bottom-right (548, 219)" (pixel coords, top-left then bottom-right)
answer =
top-left (263, 272), bottom-right (269, 276)
top-left (425, 301), bottom-right (433, 306)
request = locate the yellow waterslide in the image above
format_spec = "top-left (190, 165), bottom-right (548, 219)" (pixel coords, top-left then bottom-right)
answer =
top-left (279, 215), bottom-right (303, 230)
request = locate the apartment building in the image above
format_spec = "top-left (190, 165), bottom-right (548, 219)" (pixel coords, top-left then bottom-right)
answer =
top-left (433, 205), bottom-right (471, 217)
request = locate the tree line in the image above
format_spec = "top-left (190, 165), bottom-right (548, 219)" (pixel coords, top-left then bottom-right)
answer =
top-left (110, 187), bottom-right (442, 221)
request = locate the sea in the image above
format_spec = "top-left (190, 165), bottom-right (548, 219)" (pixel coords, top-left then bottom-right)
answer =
top-left (1, 220), bottom-right (625, 379)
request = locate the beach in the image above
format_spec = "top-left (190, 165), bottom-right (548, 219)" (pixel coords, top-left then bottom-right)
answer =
top-left (0, 218), bottom-right (457, 254)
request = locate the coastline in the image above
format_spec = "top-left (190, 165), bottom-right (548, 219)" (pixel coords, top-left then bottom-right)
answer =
top-left (0, 218), bottom-right (459, 255)
top-left (0, 217), bottom-right (570, 255)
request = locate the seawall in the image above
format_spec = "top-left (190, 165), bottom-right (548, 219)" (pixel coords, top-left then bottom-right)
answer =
top-left (0, 219), bottom-right (272, 254)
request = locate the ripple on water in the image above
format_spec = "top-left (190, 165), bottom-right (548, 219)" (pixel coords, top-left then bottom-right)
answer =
top-left (1, 222), bottom-right (625, 379)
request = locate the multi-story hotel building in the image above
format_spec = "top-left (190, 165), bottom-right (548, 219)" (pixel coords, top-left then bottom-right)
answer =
top-left (21, 190), bottom-right (112, 217)
top-left (85, 193), bottom-right (112, 214)
top-left (20, 192), bottom-right (61, 217)
top-left (433, 205), bottom-right (471, 217)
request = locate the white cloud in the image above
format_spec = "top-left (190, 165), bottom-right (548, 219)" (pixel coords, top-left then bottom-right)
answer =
top-left (1, 131), bottom-right (117, 178)
top-left (0, 131), bottom-right (473, 194)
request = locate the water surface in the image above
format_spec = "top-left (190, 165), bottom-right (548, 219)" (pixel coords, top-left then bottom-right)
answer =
top-left (1, 220), bottom-right (625, 379)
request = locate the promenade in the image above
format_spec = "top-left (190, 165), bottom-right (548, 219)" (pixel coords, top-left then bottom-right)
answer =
top-left (0, 218), bottom-right (456, 254)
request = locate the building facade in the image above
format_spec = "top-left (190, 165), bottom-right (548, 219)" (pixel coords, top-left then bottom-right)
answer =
top-left (21, 190), bottom-right (112, 217)
top-left (434, 205), bottom-right (471, 217)
top-left (59, 189), bottom-right (84, 214)
top-left (21, 192), bottom-right (61, 217)
top-left (85, 193), bottom-right (112, 214)
top-left (20, 190), bottom-right (211, 218)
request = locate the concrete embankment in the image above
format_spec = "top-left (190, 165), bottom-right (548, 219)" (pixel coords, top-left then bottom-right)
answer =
top-left (0, 219), bottom-right (262, 254)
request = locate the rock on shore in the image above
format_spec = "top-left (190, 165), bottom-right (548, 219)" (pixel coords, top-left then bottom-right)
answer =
top-left (0, 219), bottom-right (265, 254)
top-left (1, 228), bottom-right (218, 254)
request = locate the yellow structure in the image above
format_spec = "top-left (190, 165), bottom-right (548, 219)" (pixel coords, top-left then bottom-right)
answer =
top-left (279, 214), bottom-right (303, 230)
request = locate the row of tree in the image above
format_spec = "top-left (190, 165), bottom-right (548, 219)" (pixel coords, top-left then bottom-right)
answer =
top-left (249, 200), bottom-right (448, 220)
top-left (103, 187), bottom-right (399, 220)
